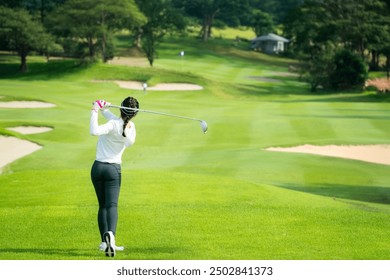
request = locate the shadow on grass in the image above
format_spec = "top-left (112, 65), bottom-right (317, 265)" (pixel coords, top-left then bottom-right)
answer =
top-left (277, 183), bottom-right (390, 205)
top-left (0, 248), bottom-right (96, 258)
top-left (289, 94), bottom-right (390, 103)
top-left (234, 80), bottom-right (390, 103)
top-left (127, 246), bottom-right (180, 254)
top-left (279, 113), bottom-right (390, 120)
top-left (0, 59), bottom-right (89, 81)
top-left (232, 82), bottom-right (313, 98)
top-left (0, 246), bottom-right (184, 260)
top-left (121, 246), bottom-right (185, 259)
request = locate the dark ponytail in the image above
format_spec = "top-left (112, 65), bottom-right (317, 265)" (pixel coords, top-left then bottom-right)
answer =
top-left (120, 96), bottom-right (139, 137)
top-left (122, 116), bottom-right (131, 137)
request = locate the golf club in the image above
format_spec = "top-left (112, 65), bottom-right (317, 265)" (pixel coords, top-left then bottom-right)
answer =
top-left (108, 104), bottom-right (208, 134)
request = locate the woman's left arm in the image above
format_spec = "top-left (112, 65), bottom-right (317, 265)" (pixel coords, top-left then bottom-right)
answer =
top-left (90, 110), bottom-right (114, 136)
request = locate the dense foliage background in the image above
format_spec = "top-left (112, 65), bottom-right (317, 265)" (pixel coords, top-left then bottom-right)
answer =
top-left (1, 0), bottom-right (390, 91)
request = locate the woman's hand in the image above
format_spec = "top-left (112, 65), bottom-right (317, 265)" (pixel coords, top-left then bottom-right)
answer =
top-left (92, 100), bottom-right (110, 112)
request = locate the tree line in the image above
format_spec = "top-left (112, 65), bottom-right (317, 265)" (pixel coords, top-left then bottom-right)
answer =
top-left (285, 0), bottom-right (390, 91)
top-left (0, 0), bottom-right (389, 92)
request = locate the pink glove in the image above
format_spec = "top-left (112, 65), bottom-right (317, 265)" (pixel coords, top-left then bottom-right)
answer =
top-left (92, 100), bottom-right (110, 112)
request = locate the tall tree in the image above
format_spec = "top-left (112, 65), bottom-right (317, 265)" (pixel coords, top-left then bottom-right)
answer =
top-left (135, 0), bottom-right (185, 66)
top-left (286, 0), bottom-right (389, 57)
top-left (48, 0), bottom-right (145, 62)
top-left (249, 0), bottom-right (304, 24)
top-left (21, 0), bottom-right (67, 23)
top-left (173, 0), bottom-right (228, 41)
top-left (381, 0), bottom-right (390, 77)
top-left (0, 6), bottom-right (54, 72)
top-left (189, 0), bottom-right (222, 41)
top-left (325, 0), bottom-right (387, 58)
top-left (0, 0), bottom-right (23, 7)
top-left (250, 9), bottom-right (275, 36)
top-left (214, 0), bottom-right (251, 27)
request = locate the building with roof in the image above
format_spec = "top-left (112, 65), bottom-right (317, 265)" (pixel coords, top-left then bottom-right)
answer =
top-left (250, 33), bottom-right (289, 54)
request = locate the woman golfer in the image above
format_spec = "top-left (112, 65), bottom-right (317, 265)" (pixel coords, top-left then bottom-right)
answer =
top-left (90, 96), bottom-right (139, 257)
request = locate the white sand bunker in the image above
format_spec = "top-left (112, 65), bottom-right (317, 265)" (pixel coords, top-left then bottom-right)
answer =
top-left (115, 81), bottom-right (203, 91)
top-left (0, 101), bottom-right (56, 108)
top-left (266, 144), bottom-right (390, 166)
top-left (98, 80), bottom-right (203, 91)
top-left (0, 136), bottom-right (42, 172)
top-left (7, 126), bottom-right (53, 135)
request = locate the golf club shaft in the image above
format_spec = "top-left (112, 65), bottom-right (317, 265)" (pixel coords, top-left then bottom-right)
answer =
top-left (108, 105), bottom-right (203, 123)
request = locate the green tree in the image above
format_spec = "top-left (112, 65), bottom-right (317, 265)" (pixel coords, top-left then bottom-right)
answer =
top-left (135, 0), bottom-right (185, 66)
top-left (172, 0), bottom-right (300, 41)
top-left (286, 0), bottom-right (390, 58)
top-left (381, 0), bottom-right (390, 77)
top-left (284, 0), bottom-right (390, 91)
top-left (213, 0), bottom-right (252, 27)
top-left (0, 0), bottom-right (24, 7)
top-left (300, 43), bottom-right (337, 92)
top-left (249, 0), bottom-right (303, 24)
top-left (368, 0), bottom-right (390, 70)
top-left (250, 9), bottom-right (274, 36)
top-left (0, 6), bottom-right (54, 72)
top-left (174, 0), bottom-right (237, 41)
top-left (22, 0), bottom-right (67, 23)
top-left (324, 0), bottom-right (387, 60)
top-left (330, 49), bottom-right (368, 90)
top-left (188, 0), bottom-right (222, 41)
top-left (284, 0), bottom-right (335, 56)
top-left (48, 0), bottom-right (145, 62)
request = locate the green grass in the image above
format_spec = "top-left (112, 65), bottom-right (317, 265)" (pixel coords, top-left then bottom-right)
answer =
top-left (0, 36), bottom-right (390, 260)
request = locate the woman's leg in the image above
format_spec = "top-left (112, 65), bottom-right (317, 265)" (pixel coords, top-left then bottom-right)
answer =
top-left (104, 163), bottom-right (121, 235)
top-left (91, 161), bottom-right (108, 241)
top-left (91, 161), bottom-right (121, 239)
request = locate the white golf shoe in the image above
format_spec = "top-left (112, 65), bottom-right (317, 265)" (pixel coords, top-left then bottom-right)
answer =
top-left (103, 231), bottom-right (116, 257)
top-left (99, 242), bottom-right (107, 251)
top-left (99, 242), bottom-right (124, 252)
top-left (115, 245), bottom-right (124, 251)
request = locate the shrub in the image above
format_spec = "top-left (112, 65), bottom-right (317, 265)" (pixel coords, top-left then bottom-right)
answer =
top-left (329, 49), bottom-right (368, 91)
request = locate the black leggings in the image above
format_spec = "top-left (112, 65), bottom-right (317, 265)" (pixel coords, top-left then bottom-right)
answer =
top-left (91, 160), bottom-right (121, 241)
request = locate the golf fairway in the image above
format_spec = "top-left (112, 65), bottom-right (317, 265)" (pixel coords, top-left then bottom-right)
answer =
top-left (0, 37), bottom-right (390, 260)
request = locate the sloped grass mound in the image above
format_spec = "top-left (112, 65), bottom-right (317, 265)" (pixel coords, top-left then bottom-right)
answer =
top-left (0, 56), bottom-right (206, 88)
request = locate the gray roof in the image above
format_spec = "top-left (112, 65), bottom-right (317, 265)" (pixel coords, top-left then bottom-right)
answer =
top-left (251, 33), bottom-right (289, 43)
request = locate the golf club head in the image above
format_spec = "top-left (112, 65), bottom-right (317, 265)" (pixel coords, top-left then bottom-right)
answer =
top-left (200, 120), bottom-right (208, 134)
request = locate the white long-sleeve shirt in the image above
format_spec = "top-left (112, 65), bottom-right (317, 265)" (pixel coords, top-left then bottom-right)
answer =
top-left (90, 109), bottom-right (136, 164)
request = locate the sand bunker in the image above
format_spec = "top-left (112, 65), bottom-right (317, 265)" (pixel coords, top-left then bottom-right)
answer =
top-left (0, 100), bottom-right (54, 173)
top-left (95, 80), bottom-right (203, 91)
top-left (115, 81), bottom-right (203, 91)
top-left (0, 136), bottom-right (41, 172)
top-left (266, 144), bottom-right (390, 166)
top-left (0, 101), bottom-right (56, 108)
top-left (7, 126), bottom-right (53, 135)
